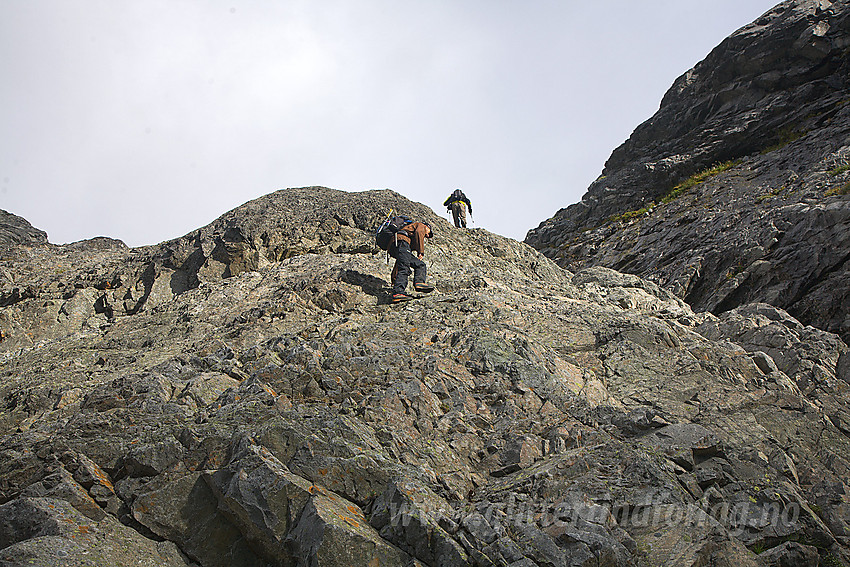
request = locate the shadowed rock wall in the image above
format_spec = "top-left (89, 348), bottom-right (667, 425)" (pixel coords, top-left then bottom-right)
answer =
top-left (527, 0), bottom-right (850, 343)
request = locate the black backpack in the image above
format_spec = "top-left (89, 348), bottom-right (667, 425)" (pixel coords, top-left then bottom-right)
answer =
top-left (375, 212), bottom-right (413, 251)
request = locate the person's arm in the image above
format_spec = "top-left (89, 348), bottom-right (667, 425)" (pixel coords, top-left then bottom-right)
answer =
top-left (410, 223), bottom-right (427, 257)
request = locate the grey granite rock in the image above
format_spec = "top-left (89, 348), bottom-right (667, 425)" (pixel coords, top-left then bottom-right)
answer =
top-left (0, 497), bottom-right (191, 567)
top-left (0, 187), bottom-right (848, 566)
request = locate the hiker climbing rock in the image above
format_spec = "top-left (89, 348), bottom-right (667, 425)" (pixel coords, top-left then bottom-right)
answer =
top-left (443, 189), bottom-right (473, 228)
top-left (389, 220), bottom-right (434, 303)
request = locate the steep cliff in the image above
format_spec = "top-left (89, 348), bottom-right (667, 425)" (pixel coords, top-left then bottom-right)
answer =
top-left (526, 0), bottom-right (850, 343)
top-left (1, 187), bottom-right (849, 566)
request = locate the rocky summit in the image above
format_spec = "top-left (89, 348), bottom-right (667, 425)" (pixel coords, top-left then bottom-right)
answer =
top-left (1, 186), bottom-right (849, 567)
top-left (526, 0), bottom-right (850, 345)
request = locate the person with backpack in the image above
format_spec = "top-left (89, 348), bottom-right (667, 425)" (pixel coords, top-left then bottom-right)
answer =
top-left (443, 189), bottom-right (473, 228)
top-left (389, 220), bottom-right (434, 303)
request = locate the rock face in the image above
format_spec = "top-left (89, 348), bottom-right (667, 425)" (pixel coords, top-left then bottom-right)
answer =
top-left (1, 187), bottom-right (849, 566)
top-left (526, 0), bottom-right (850, 343)
top-left (0, 210), bottom-right (47, 247)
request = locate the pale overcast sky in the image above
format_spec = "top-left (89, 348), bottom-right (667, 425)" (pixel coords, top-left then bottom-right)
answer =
top-left (1, 0), bottom-right (779, 247)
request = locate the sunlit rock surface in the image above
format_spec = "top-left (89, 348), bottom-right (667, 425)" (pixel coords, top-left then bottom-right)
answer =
top-left (1, 186), bottom-right (848, 566)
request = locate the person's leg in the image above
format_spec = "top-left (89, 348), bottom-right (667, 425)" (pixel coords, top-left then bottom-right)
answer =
top-left (451, 203), bottom-right (462, 227)
top-left (392, 242), bottom-right (414, 294)
top-left (412, 259), bottom-right (433, 293)
top-left (411, 256), bottom-right (427, 287)
top-left (459, 205), bottom-right (467, 228)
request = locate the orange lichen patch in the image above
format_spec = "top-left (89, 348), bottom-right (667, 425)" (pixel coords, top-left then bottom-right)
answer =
top-left (341, 515), bottom-right (360, 528)
top-left (346, 505), bottom-right (365, 518)
top-left (318, 468), bottom-right (328, 476)
top-left (205, 454), bottom-right (224, 468)
top-left (78, 525), bottom-right (91, 534)
top-left (92, 471), bottom-right (115, 492)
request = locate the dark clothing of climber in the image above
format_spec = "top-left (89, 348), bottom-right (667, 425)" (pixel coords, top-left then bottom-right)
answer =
top-left (390, 221), bottom-right (434, 301)
top-left (391, 240), bottom-right (427, 294)
top-left (443, 189), bottom-right (473, 228)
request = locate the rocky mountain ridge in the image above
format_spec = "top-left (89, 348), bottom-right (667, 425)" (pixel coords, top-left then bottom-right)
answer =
top-left (1, 187), bottom-right (849, 566)
top-left (526, 0), bottom-right (850, 344)
top-left (2, 1), bottom-right (850, 565)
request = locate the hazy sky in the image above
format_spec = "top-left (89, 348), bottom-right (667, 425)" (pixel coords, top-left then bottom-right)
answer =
top-left (1, 0), bottom-right (779, 247)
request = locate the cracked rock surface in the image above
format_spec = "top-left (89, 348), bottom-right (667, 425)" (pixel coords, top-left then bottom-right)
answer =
top-left (1, 187), bottom-right (849, 566)
top-left (527, 0), bottom-right (850, 345)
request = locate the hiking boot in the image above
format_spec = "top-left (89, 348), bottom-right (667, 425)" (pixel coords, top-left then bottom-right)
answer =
top-left (414, 283), bottom-right (434, 293)
top-left (391, 292), bottom-right (415, 303)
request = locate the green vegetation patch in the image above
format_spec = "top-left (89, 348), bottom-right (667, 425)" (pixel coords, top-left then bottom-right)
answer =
top-left (825, 181), bottom-right (850, 197)
top-left (760, 125), bottom-right (808, 154)
top-left (603, 160), bottom-right (743, 226)
top-left (660, 160), bottom-right (741, 205)
top-left (756, 187), bottom-right (782, 202)
top-left (828, 164), bottom-right (850, 176)
top-left (607, 206), bottom-right (653, 224)
top-left (750, 541), bottom-right (767, 555)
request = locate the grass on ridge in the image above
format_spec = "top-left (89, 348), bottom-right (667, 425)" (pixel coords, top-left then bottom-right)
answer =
top-left (660, 160), bottom-right (741, 205)
top-left (605, 160), bottom-right (742, 225)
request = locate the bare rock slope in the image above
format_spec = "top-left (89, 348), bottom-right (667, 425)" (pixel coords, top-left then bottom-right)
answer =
top-left (1, 187), bottom-right (849, 566)
top-left (526, 0), bottom-right (850, 343)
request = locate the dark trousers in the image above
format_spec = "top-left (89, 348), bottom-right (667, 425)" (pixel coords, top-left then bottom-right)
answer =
top-left (391, 241), bottom-right (426, 293)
